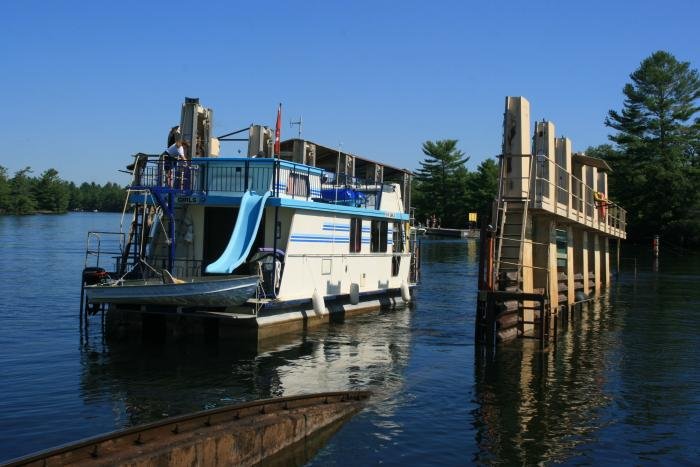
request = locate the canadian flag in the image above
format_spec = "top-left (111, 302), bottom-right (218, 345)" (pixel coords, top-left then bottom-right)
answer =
top-left (274, 103), bottom-right (282, 156)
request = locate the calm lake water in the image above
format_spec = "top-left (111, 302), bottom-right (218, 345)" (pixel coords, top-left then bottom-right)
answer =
top-left (0, 213), bottom-right (699, 464)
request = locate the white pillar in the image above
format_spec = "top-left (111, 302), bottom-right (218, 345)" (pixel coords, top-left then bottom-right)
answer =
top-left (593, 233), bottom-right (601, 296)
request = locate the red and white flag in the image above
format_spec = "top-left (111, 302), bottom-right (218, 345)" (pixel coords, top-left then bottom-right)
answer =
top-left (274, 103), bottom-right (282, 156)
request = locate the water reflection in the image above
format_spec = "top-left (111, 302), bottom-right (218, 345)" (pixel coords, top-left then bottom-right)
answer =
top-left (473, 299), bottom-right (617, 464)
top-left (79, 308), bottom-right (412, 429)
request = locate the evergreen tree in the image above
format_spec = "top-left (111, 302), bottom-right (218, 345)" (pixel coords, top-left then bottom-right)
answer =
top-left (0, 166), bottom-right (10, 213)
top-left (467, 158), bottom-right (499, 224)
top-left (100, 182), bottom-right (127, 212)
top-left (65, 181), bottom-right (80, 210)
top-left (35, 168), bottom-right (70, 213)
top-left (604, 51), bottom-right (700, 245)
top-left (9, 167), bottom-right (37, 215)
top-left (414, 140), bottom-right (470, 227)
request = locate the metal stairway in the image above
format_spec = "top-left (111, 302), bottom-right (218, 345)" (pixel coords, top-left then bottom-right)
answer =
top-left (493, 150), bottom-right (535, 292)
top-left (119, 190), bottom-right (158, 277)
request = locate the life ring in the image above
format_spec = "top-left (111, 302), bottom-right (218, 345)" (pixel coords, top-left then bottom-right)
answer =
top-left (593, 191), bottom-right (607, 219)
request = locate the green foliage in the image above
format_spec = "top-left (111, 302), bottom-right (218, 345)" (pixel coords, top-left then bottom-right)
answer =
top-left (0, 166), bottom-right (10, 213)
top-left (413, 140), bottom-right (469, 227)
top-left (8, 167), bottom-right (37, 215)
top-left (35, 169), bottom-right (70, 213)
top-left (413, 139), bottom-right (498, 228)
top-left (467, 159), bottom-right (499, 221)
top-left (0, 167), bottom-right (126, 216)
top-left (602, 50), bottom-right (700, 246)
top-left (68, 181), bottom-right (126, 212)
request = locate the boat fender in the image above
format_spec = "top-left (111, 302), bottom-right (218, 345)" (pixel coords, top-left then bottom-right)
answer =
top-left (400, 281), bottom-right (411, 302)
top-left (349, 283), bottom-right (360, 305)
top-left (312, 289), bottom-right (325, 316)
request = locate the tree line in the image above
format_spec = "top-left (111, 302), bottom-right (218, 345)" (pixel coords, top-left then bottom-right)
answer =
top-left (0, 166), bottom-right (126, 215)
top-left (411, 141), bottom-right (499, 229)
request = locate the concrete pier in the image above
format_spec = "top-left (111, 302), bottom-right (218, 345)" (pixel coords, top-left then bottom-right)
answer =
top-left (475, 96), bottom-right (627, 346)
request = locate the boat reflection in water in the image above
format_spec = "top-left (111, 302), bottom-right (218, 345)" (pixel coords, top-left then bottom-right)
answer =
top-left (78, 306), bottom-right (412, 434)
top-left (473, 296), bottom-right (615, 464)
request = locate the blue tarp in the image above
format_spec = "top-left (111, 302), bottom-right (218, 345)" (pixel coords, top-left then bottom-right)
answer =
top-left (320, 188), bottom-right (367, 207)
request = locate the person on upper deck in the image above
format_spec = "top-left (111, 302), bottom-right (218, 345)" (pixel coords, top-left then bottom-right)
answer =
top-left (167, 125), bottom-right (181, 147)
top-left (164, 140), bottom-right (188, 160)
top-left (162, 140), bottom-right (189, 187)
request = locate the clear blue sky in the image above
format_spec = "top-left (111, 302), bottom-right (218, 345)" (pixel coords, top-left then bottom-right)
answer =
top-left (1, 0), bottom-right (698, 184)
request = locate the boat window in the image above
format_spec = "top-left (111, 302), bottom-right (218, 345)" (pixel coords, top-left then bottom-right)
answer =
top-left (350, 218), bottom-right (362, 253)
top-left (286, 173), bottom-right (309, 197)
top-left (392, 255), bottom-right (401, 276)
top-left (371, 220), bottom-right (388, 253)
top-left (393, 222), bottom-right (404, 252)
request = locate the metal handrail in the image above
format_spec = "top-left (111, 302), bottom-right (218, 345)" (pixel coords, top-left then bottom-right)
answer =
top-left (84, 231), bottom-right (125, 270)
top-left (127, 154), bottom-right (410, 215)
top-left (502, 154), bottom-right (627, 234)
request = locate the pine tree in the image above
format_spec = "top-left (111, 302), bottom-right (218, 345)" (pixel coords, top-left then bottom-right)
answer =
top-left (604, 51), bottom-right (700, 245)
top-left (467, 158), bottom-right (499, 223)
top-left (9, 167), bottom-right (37, 215)
top-left (414, 140), bottom-right (470, 227)
top-left (35, 169), bottom-right (69, 213)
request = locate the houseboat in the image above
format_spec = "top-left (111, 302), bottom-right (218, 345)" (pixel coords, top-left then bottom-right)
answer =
top-left (475, 96), bottom-right (627, 346)
top-left (82, 98), bottom-right (418, 340)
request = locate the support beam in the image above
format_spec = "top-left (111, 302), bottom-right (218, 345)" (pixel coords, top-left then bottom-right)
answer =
top-left (548, 220), bottom-right (559, 317)
top-left (532, 218), bottom-right (558, 324)
top-left (582, 231), bottom-right (590, 296)
top-left (555, 137), bottom-right (572, 215)
top-left (503, 97), bottom-right (531, 199)
top-left (593, 233), bottom-right (601, 296)
top-left (533, 121), bottom-right (556, 210)
top-left (566, 226), bottom-right (575, 307)
top-left (602, 237), bottom-right (610, 289)
top-left (519, 217), bottom-right (534, 334)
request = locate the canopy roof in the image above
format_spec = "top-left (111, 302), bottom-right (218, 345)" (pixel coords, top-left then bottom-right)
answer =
top-left (280, 138), bottom-right (412, 181)
top-left (573, 153), bottom-right (612, 172)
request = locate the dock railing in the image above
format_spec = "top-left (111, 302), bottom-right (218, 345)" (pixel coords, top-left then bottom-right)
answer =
top-left (501, 154), bottom-right (627, 238)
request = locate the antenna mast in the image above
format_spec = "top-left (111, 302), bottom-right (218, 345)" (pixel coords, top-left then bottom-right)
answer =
top-left (290, 116), bottom-right (303, 139)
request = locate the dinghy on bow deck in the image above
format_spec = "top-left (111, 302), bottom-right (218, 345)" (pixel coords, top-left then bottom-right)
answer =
top-left (84, 274), bottom-right (259, 307)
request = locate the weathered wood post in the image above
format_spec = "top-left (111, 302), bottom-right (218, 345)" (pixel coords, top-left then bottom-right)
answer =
top-left (566, 226), bottom-right (576, 315)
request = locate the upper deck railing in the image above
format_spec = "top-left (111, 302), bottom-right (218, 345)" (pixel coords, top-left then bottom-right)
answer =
top-left (128, 155), bottom-right (401, 212)
top-left (526, 154), bottom-right (627, 238)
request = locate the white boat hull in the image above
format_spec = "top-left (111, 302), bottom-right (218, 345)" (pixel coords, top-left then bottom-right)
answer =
top-left (85, 275), bottom-right (259, 307)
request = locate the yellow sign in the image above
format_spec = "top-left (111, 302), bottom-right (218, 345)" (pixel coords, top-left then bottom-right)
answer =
top-left (468, 212), bottom-right (477, 222)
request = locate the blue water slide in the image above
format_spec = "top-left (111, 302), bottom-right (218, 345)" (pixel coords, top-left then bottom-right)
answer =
top-left (205, 190), bottom-right (271, 274)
